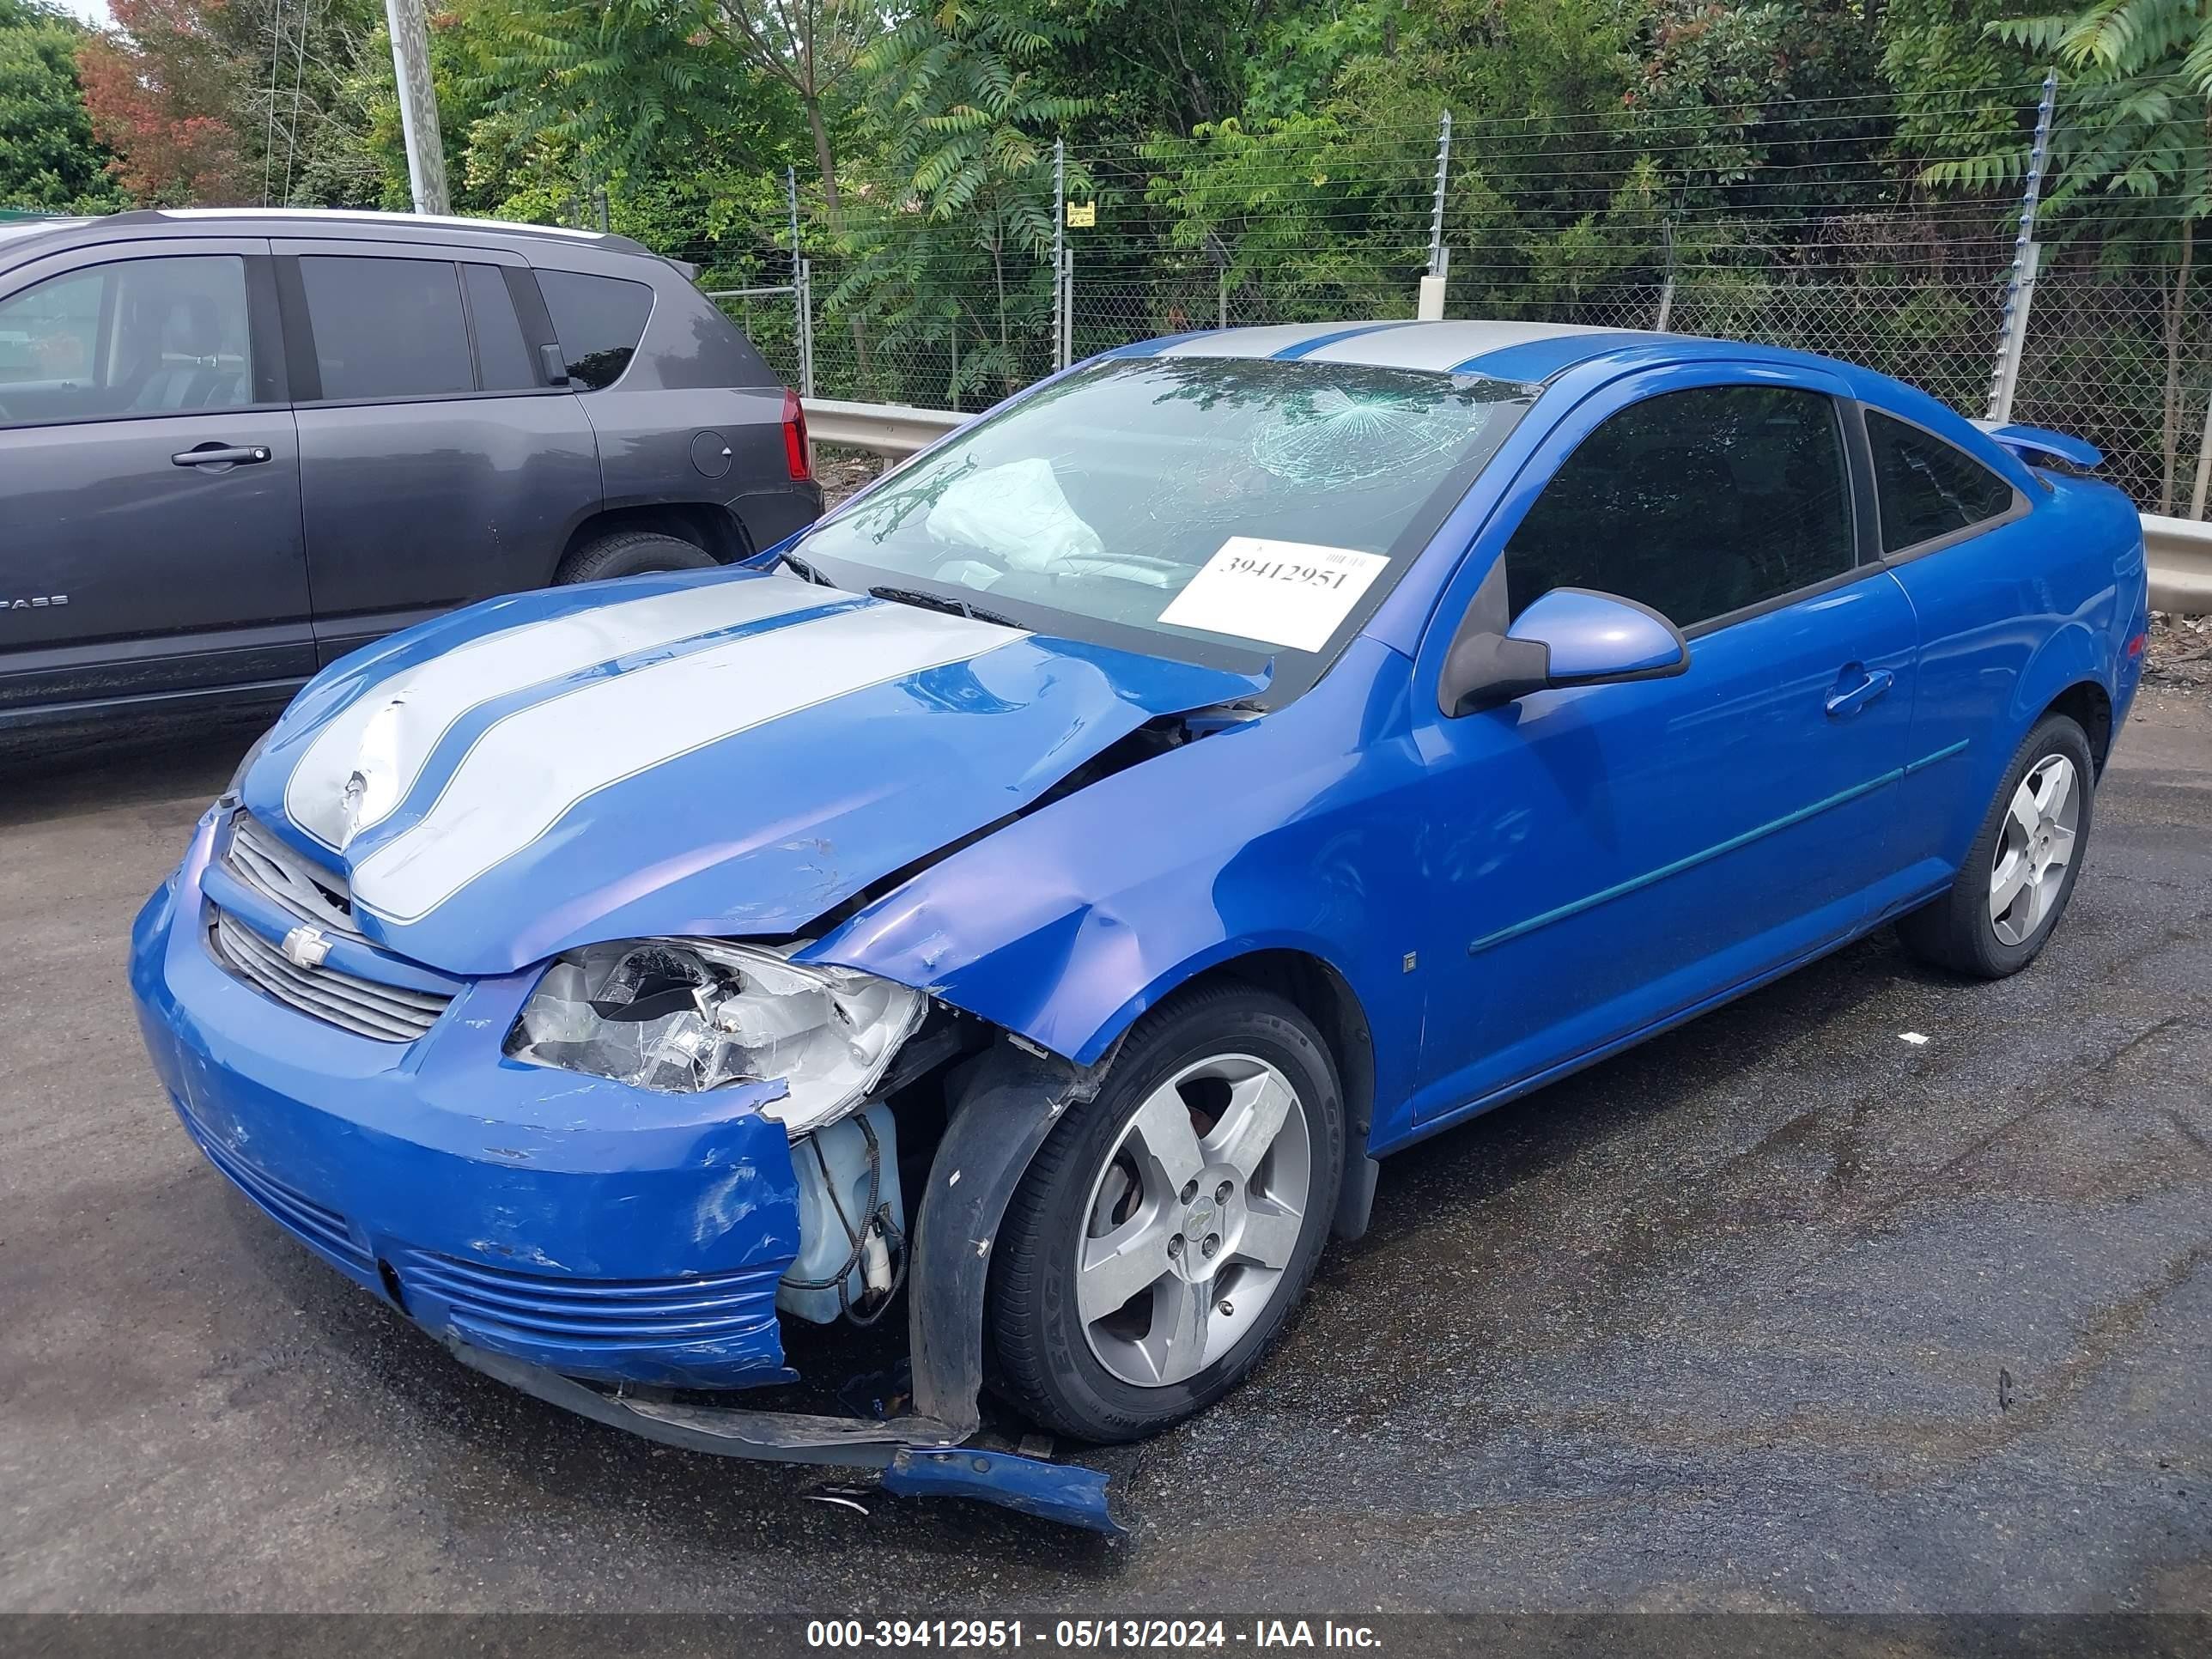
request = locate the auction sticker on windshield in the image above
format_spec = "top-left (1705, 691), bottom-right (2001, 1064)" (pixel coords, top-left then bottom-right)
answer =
top-left (1158, 537), bottom-right (1391, 652)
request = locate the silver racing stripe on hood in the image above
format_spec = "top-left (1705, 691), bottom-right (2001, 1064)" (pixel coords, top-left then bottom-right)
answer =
top-left (286, 574), bottom-right (831, 851)
top-left (348, 603), bottom-right (1028, 924)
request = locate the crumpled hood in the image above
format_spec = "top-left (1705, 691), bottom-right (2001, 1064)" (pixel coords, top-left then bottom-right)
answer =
top-left (240, 567), bottom-right (1260, 977)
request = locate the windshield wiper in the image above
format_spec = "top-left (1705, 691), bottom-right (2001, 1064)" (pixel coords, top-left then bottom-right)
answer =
top-left (867, 585), bottom-right (1024, 630)
top-left (779, 548), bottom-right (828, 584)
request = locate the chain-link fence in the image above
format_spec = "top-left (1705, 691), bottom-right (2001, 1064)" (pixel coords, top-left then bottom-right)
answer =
top-left (657, 95), bottom-right (2211, 516)
top-left (2013, 244), bottom-right (2211, 513)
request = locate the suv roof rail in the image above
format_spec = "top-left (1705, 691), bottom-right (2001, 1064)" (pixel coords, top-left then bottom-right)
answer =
top-left (98, 207), bottom-right (660, 261)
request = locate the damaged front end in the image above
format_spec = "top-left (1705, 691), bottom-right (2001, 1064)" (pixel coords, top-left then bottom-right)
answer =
top-left (477, 918), bottom-right (1129, 1526)
top-left (446, 1037), bottom-right (1124, 1532)
top-left (130, 806), bottom-right (1127, 1531)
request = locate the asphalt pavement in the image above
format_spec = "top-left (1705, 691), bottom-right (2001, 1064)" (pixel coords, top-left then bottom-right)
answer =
top-left (1, 691), bottom-right (2207, 1614)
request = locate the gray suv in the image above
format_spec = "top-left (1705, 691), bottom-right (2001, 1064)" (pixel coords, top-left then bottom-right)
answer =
top-left (0, 209), bottom-right (822, 732)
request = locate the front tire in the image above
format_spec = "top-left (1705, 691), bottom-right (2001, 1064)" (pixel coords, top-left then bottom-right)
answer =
top-left (988, 984), bottom-right (1345, 1443)
top-left (1898, 712), bottom-right (2095, 978)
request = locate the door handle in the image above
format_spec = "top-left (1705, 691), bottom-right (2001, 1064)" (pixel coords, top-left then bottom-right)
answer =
top-left (172, 444), bottom-right (271, 468)
top-left (1825, 665), bottom-right (1895, 719)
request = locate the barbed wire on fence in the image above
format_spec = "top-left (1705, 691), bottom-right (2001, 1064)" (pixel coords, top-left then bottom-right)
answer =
top-left (668, 88), bottom-right (2209, 515)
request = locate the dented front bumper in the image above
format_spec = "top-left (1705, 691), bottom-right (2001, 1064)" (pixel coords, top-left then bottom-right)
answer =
top-left (129, 808), bottom-right (1123, 1529)
top-left (130, 809), bottom-right (805, 1389)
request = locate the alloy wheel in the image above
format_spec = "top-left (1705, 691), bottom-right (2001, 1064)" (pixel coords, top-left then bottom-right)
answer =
top-left (1075, 1054), bottom-right (1313, 1389)
top-left (1990, 753), bottom-right (2081, 947)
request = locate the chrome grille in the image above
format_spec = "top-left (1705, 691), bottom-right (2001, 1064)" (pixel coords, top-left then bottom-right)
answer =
top-left (224, 812), bottom-right (364, 940)
top-left (209, 908), bottom-right (450, 1042)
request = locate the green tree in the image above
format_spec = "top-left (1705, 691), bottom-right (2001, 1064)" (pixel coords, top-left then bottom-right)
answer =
top-left (833, 2), bottom-right (1095, 401)
top-left (1880, 0), bottom-right (2043, 163)
top-left (1923, 0), bottom-right (2212, 507)
top-left (1143, 0), bottom-right (1653, 326)
top-left (701, 0), bottom-right (882, 222)
top-left (467, 0), bottom-right (727, 193)
top-left (0, 0), bottom-right (122, 210)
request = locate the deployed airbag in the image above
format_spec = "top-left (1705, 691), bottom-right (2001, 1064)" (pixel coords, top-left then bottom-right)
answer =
top-left (928, 459), bottom-right (1106, 571)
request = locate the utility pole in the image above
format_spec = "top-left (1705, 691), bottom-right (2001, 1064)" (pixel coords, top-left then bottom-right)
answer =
top-left (383, 0), bottom-right (451, 216)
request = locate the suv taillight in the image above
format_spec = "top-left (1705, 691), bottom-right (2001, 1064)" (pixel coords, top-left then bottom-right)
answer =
top-left (781, 389), bottom-right (811, 482)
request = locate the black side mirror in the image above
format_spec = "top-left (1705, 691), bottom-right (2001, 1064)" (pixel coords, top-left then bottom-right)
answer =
top-left (1439, 586), bottom-right (1689, 717)
top-left (538, 343), bottom-right (571, 386)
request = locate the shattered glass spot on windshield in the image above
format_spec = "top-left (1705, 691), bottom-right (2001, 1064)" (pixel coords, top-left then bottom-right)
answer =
top-left (1250, 386), bottom-right (1477, 487)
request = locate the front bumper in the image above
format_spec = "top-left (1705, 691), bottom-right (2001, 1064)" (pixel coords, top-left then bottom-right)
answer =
top-left (130, 807), bottom-right (1123, 1531)
top-left (131, 807), bottom-right (804, 1390)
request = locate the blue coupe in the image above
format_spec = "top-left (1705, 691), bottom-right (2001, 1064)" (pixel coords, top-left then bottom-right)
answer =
top-left (131, 319), bottom-right (2149, 1527)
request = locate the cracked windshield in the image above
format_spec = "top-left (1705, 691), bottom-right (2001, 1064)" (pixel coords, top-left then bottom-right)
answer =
top-left (795, 356), bottom-right (1531, 696)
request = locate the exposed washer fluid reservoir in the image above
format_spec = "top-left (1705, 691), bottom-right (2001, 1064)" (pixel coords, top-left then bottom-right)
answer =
top-left (777, 1101), bottom-right (902, 1323)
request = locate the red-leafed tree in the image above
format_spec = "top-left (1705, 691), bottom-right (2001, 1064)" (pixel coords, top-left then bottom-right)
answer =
top-left (75, 0), bottom-right (380, 206)
top-left (76, 0), bottom-right (252, 203)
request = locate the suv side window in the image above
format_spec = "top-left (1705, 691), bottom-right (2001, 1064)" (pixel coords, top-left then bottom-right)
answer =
top-left (298, 255), bottom-right (472, 401)
top-left (1866, 410), bottom-right (2017, 554)
top-left (1505, 385), bottom-right (1856, 629)
top-left (538, 270), bottom-right (653, 390)
top-left (0, 255), bottom-right (254, 428)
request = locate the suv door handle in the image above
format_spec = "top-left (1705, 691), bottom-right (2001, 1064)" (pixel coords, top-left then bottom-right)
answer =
top-left (172, 444), bottom-right (271, 468)
top-left (1825, 665), bottom-right (1895, 719)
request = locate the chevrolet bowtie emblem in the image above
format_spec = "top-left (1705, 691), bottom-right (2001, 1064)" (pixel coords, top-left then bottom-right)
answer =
top-left (281, 926), bottom-right (332, 969)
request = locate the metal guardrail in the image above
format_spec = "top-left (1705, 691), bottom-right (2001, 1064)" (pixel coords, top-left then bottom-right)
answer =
top-left (2142, 514), bottom-right (2212, 616)
top-left (804, 398), bottom-right (964, 460)
top-left (805, 398), bottom-right (2212, 616)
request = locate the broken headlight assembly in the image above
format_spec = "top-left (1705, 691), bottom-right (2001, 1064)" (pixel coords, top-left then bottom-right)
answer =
top-left (504, 939), bottom-right (924, 1135)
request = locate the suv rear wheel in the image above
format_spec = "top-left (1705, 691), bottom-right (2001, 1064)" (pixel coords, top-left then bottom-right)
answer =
top-left (556, 529), bottom-right (718, 585)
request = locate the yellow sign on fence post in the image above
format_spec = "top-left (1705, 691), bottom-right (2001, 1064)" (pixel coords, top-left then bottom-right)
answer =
top-left (1066, 202), bottom-right (1096, 228)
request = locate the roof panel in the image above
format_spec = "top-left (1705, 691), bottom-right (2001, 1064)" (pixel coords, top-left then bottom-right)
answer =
top-left (1452, 328), bottom-right (1676, 381)
top-left (1145, 318), bottom-right (1676, 380)
top-left (1156, 323), bottom-right (1365, 359)
top-left (1301, 319), bottom-right (1624, 372)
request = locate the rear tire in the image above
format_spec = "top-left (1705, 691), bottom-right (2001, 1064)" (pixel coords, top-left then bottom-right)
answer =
top-left (1897, 712), bottom-right (2094, 978)
top-left (555, 530), bottom-right (717, 584)
top-left (988, 983), bottom-right (1345, 1443)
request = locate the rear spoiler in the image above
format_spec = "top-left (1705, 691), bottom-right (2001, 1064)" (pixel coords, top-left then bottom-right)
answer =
top-left (1974, 421), bottom-right (2104, 472)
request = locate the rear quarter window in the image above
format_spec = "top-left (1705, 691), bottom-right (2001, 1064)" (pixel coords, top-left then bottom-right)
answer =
top-left (538, 270), bottom-right (653, 390)
top-left (1867, 410), bottom-right (2018, 554)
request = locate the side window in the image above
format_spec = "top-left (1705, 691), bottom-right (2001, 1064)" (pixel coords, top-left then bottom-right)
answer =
top-left (538, 270), bottom-right (653, 390)
top-left (462, 263), bottom-right (538, 392)
top-left (0, 267), bottom-right (101, 388)
top-left (1505, 385), bottom-right (1856, 629)
top-left (298, 256), bottom-right (472, 401)
top-left (1866, 410), bottom-right (2016, 553)
top-left (0, 256), bottom-right (253, 427)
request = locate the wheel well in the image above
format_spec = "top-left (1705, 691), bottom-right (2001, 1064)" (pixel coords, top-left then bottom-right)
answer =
top-left (2045, 680), bottom-right (2113, 773)
top-left (559, 503), bottom-right (751, 572)
top-left (1179, 950), bottom-right (1376, 1155)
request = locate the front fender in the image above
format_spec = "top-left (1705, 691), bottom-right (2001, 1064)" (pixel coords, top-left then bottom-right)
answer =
top-left (803, 636), bottom-right (1429, 1131)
